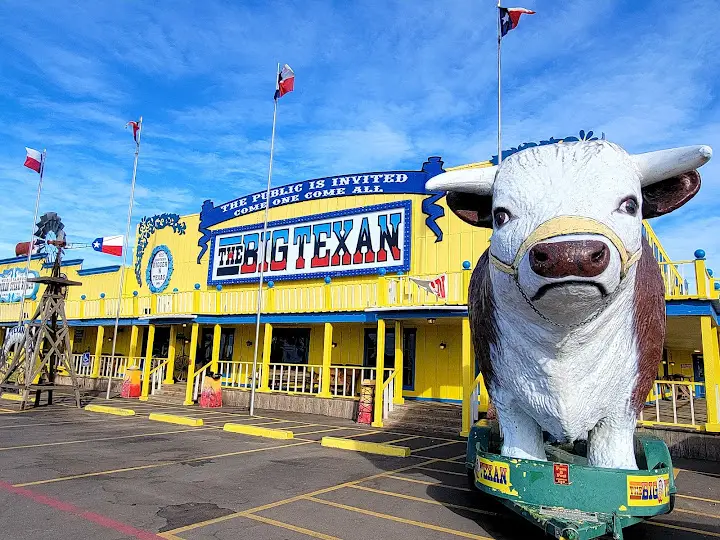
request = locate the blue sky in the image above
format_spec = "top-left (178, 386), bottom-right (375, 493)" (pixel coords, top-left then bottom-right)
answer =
top-left (0, 0), bottom-right (719, 271)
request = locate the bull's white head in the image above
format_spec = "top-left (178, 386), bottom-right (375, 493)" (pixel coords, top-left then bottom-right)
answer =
top-left (427, 141), bottom-right (712, 325)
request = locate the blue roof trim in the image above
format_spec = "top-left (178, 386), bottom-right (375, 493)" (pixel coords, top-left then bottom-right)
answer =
top-left (77, 265), bottom-right (121, 276)
top-left (666, 300), bottom-right (719, 324)
top-left (0, 253), bottom-right (44, 265)
top-left (42, 258), bottom-right (84, 269)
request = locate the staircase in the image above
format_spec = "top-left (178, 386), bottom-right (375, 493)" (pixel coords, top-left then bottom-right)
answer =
top-left (147, 383), bottom-right (188, 406)
top-left (384, 400), bottom-right (462, 435)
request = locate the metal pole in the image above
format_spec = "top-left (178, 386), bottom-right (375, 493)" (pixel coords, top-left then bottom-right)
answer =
top-left (18, 149), bottom-right (46, 328)
top-left (106, 117), bottom-right (143, 399)
top-left (497, 2), bottom-right (503, 166)
top-left (250, 63), bottom-right (280, 416)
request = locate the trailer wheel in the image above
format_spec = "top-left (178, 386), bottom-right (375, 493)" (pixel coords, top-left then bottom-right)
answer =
top-left (467, 469), bottom-right (477, 490)
top-left (669, 493), bottom-right (676, 512)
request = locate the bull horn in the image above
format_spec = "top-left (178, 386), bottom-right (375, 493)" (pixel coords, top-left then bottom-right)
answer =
top-left (632, 145), bottom-right (712, 187)
top-left (425, 165), bottom-right (497, 194)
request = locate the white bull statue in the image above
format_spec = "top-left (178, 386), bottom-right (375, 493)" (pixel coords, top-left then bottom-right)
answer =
top-left (427, 140), bottom-right (712, 469)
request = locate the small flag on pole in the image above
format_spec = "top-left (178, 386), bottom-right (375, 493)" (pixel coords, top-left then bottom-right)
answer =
top-left (500, 7), bottom-right (535, 37)
top-left (410, 274), bottom-right (448, 300)
top-left (274, 64), bottom-right (295, 100)
top-left (92, 235), bottom-right (124, 256)
top-left (24, 147), bottom-right (43, 173)
top-left (126, 120), bottom-right (141, 143)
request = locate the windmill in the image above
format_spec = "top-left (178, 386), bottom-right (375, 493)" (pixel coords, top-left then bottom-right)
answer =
top-left (0, 213), bottom-right (82, 408)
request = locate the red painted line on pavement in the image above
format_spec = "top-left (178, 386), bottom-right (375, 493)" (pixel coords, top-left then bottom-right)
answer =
top-left (0, 480), bottom-right (163, 539)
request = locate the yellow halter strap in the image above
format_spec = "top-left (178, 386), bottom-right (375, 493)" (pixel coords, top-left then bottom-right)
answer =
top-left (489, 216), bottom-right (643, 279)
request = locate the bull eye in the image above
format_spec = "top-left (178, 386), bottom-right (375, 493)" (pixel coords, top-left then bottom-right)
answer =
top-left (618, 196), bottom-right (639, 216)
top-left (493, 208), bottom-right (511, 228)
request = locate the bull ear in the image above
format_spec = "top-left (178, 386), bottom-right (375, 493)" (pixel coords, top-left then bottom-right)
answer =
top-left (642, 170), bottom-right (701, 219)
top-left (447, 192), bottom-right (493, 228)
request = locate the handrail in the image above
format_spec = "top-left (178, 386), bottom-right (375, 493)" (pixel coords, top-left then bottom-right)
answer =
top-left (640, 379), bottom-right (705, 429)
top-left (192, 362), bottom-right (213, 401)
top-left (149, 358), bottom-right (172, 396)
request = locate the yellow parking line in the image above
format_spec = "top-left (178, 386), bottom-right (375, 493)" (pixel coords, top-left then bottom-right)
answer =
top-left (674, 507), bottom-right (720, 519)
top-left (412, 466), bottom-right (467, 477)
top-left (349, 485), bottom-right (498, 516)
top-left (163, 456), bottom-right (452, 535)
top-left (676, 467), bottom-right (720, 479)
top-left (677, 493), bottom-right (720, 505)
top-left (383, 435), bottom-right (421, 444)
top-left (647, 521), bottom-right (720, 538)
top-left (411, 440), bottom-right (464, 453)
top-left (0, 426), bottom-right (219, 451)
top-left (240, 513), bottom-right (341, 540)
top-left (291, 427), bottom-right (347, 436)
top-left (383, 474), bottom-right (472, 492)
top-left (305, 496), bottom-right (493, 539)
top-left (13, 441), bottom-right (313, 487)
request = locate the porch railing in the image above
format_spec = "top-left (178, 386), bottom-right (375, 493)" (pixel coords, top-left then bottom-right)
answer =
top-left (149, 358), bottom-right (171, 396)
top-left (639, 380), bottom-right (706, 429)
top-left (266, 363), bottom-right (322, 395)
top-left (217, 360), bottom-right (261, 390)
top-left (327, 365), bottom-right (377, 398)
top-left (382, 369), bottom-right (397, 419)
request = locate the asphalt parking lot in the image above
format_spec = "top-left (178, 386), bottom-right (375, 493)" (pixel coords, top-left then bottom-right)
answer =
top-left (0, 398), bottom-right (718, 539)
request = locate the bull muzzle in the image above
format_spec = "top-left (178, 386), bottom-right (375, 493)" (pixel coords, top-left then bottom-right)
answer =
top-left (490, 216), bottom-right (641, 280)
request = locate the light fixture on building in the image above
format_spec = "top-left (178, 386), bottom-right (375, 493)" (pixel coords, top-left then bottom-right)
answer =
top-left (693, 349), bottom-right (701, 353)
top-left (183, 323), bottom-right (187, 328)
top-left (427, 318), bottom-right (436, 324)
top-left (246, 340), bottom-right (253, 347)
top-left (439, 342), bottom-right (447, 350)
top-left (332, 342), bottom-right (337, 348)
top-left (670, 362), bottom-right (675, 366)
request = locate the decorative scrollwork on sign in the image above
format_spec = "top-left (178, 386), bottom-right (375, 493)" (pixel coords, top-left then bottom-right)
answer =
top-left (490, 130), bottom-right (604, 165)
top-left (134, 214), bottom-right (186, 286)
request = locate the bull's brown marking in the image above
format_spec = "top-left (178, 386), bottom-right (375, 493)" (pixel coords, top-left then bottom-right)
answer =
top-left (631, 238), bottom-right (665, 411)
top-left (468, 251), bottom-right (498, 385)
top-left (642, 170), bottom-right (701, 219)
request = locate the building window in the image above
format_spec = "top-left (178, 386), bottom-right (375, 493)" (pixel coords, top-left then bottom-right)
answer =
top-left (220, 328), bottom-right (235, 361)
top-left (363, 327), bottom-right (416, 390)
top-left (271, 328), bottom-right (310, 364)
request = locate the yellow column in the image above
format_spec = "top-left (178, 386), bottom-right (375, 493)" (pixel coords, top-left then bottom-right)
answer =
top-left (701, 316), bottom-right (720, 431)
top-left (695, 257), bottom-right (709, 298)
top-left (183, 323), bottom-right (200, 405)
top-left (461, 317), bottom-right (473, 437)
top-left (139, 324), bottom-right (155, 401)
top-left (192, 289), bottom-right (201, 312)
top-left (259, 323), bottom-right (273, 391)
top-left (91, 326), bottom-right (105, 378)
top-left (211, 323), bottom-right (221, 373)
top-left (127, 325), bottom-right (139, 367)
top-left (372, 319), bottom-right (386, 427)
top-left (378, 275), bottom-right (389, 307)
top-left (393, 321), bottom-right (404, 405)
top-left (320, 323), bottom-right (333, 397)
top-left (462, 263), bottom-right (472, 304)
top-left (164, 325), bottom-right (177, 384)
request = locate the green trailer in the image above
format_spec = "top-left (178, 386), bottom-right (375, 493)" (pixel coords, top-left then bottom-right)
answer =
top-left (465, 420), bottom-right (675, 540)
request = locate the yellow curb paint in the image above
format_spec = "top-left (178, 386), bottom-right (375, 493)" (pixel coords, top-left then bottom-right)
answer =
top-left (321, 436), bottom-right (411, 457)
top-left (84, 404), bottom-right (136, 417)
top-left (149, 413), bottom-right (203, 427)
top-left (223, 423), bottom-right (293, 440)
top-left (1, 393), bottom-right (23, 402)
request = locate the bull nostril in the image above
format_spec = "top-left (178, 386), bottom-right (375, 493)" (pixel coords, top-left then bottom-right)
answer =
top-left (533, 251), bottom-right (549, 263)
top-left (590, 245), bottom-right (607, 263)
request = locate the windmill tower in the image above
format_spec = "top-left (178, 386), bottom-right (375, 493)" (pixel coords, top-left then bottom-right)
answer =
top-left (0, 213), bottom-right (82, 409)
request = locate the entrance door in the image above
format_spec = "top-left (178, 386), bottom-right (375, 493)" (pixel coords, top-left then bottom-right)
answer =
top-left (363, 328), bottom-right (416, 390)
top-left (693, 354), bottom-right (706, 398)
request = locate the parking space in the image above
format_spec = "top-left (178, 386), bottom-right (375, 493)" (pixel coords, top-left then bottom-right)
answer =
top-left (0, 398), bottom-right (718, 539)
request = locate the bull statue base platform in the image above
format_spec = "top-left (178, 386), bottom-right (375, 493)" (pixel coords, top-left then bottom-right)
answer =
top-left (465, 420), bottom-right (674, 540)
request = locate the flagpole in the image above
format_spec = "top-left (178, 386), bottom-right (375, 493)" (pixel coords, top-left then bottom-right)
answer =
top-left (106, 117), bottom-right (143, 400)
top-left (250, 63), bottom-right (280, 417)
top-left (18, 149), bottom-right (46, 328)
top-left (497, 1), bottom-right (503, 166)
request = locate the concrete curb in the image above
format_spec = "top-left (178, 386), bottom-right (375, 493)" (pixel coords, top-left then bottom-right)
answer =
top-left (84, 404), bottom-right (136, 416)
top-left (149, 413), bottom-right (203, 426)
top-left (321, 436), bottom-right (411, 457)
top-left (223, 423), bottom-right (294, 439)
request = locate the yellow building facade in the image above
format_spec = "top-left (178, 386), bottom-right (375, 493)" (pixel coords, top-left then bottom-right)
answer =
top-left (1, 148), bottom-right (719, 435)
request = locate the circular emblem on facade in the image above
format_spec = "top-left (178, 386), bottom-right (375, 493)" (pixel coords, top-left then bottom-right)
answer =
top-left (146, 245), bottom-right (173, 293)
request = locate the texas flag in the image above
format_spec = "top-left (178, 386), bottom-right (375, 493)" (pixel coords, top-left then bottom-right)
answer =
top-left (500, 7), bottom-right (535, 37)
top-left (24, 147), bottom-right (43, 173)
top-left (92, 235), bottom-right (123, 256)
top-left (274, 64), bottom-right (295, 100)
